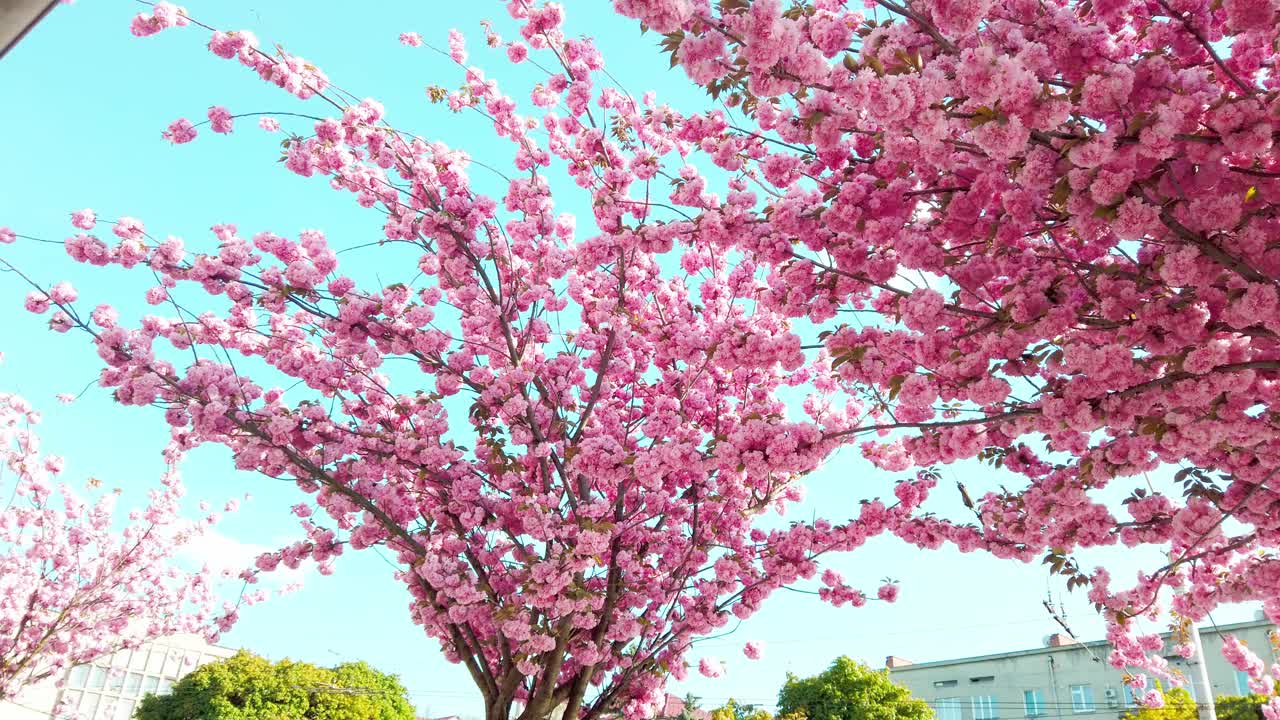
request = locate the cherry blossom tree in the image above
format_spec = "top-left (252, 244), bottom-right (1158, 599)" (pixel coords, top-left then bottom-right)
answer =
top-left (4, 0), bottom-right (1280, 716)
top-left (613, 0), bottom-right (1280, 704)
top-left (0, 388), bottom-right (224, 702)
top-left (4, 5), bottom-right (914, 720)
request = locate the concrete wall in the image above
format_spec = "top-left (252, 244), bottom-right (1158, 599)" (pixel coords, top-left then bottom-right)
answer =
top-left (889, 620), bottom-right (1277, 720)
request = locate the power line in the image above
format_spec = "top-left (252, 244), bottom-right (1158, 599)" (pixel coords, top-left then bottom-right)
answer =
top-left (921, 701), bottom-right (1228, 709)
top-left (694, 616), bottom-right (1056, 646)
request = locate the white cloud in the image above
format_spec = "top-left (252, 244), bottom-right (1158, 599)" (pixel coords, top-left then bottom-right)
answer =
top-left (177, 528), bottom-right (308, 588)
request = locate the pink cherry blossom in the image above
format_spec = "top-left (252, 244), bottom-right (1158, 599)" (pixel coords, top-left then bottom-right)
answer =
top-left (48, 282), bottom-right (77, 304)
top-left (112, 217), bottom-right (145, 241)
top-left (447, 29), bottom-right (467, 63)
top-left (877, 583), bottom-right (900, 603)
top-left (129, 1), bottom-right (188, 37)
top-left (70, 209), bottom-right (96, 230)
top-left (162, 117), bottom-right (197, 144)
top-left (698, 658), bottom-right (725, 678)
top-left (207, 105), bottom-right (234, 134)
top-left (23, 292), bottom-right (49, 314)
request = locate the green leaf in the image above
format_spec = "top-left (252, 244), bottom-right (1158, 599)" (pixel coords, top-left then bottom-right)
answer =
top-left (887, 375), bottom-right (906, 401)
top-left (831, 346), bottom-right (869, 369)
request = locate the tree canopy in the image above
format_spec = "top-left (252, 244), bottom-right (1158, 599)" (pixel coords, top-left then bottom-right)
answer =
top-left (134, 650), bottom-right (415, 720)
top-left (776, 657), bottom-right (931, 720)
top-left (1122, 686), bottom-right (1272, 720)
top-left (711, 698), bottom-right (774, 720)
top-left (1122, 686), bottom-right (1198, 720)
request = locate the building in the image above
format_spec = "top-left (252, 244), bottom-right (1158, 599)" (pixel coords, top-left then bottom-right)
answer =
top-left (657, 694), bottom-right (712, 720)
top-left (2, 633), bottom-right (237, 720)
top-left (886, 618), bottom-right (1277, 720)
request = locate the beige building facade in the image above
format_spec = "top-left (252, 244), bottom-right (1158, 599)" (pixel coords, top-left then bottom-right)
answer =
top-left (1, 633), bottom-right (237, 720)
top-left (887, 619), bottom-right (1277, 720)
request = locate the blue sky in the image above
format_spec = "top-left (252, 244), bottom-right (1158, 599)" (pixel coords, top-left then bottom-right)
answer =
top-left (0, 2), bottom-right (1259, 718)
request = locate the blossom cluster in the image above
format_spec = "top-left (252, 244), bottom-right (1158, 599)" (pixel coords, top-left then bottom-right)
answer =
top-left (0, 390), bottom-right (225, 700)
top-left (4, 5), bottom-right (881, 718)
top-left (614, 0), bottom-right (1280, 698)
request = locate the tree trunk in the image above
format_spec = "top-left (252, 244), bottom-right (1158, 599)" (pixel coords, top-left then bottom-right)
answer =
top-left (487, 698), bottom-right (516, 720)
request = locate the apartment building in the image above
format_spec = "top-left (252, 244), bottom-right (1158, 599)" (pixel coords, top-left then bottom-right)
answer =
top-left (887, 618), bottom-right (1276, 720)
top-left (2, 633), bottom-right (237, 720)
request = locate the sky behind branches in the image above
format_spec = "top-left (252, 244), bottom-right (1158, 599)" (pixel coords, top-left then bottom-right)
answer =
top-left (0, 2), bottom-right (1259, 718)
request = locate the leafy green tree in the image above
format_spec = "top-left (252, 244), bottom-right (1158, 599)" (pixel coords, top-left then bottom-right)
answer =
top-left (710, 699), bottom-right (773, 720)
top-left (134, 650), bottom-right (415, 720)
top-left (776, 657), bottom-right (930, 720)
top-left (1121, 686), bottom-right (1197, 720)
top-left (1216, 694), bottom-right (1270, 720)
top-left (1126, 681), bottom-right (1203, 717)
top-left (1118, 685), bottom-right (1272, 720)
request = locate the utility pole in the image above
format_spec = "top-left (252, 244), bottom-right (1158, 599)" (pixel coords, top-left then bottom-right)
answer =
top-left (1048, 656), bottom-right (1064, 720)
top-left (0, 0), bottom-right (59, 60)
top-left (1188, 624), bottom-right (1218, 720)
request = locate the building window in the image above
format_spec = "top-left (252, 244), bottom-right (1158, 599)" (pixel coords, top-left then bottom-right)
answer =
top-left (936, 680), bottom-right (960, 688)
top-left (1025, 689), bottom-right (1046, 717)
top-left (55, 641), bottom-right (220, 720)
top-left (972, 676), bottom-right (996, 684)
top-left (1236, 670), bottom-right (1253, 695)
top-left (938, 697), bottom-right (964, 720)
top-left (1123, 685), bottom-right (1137, 707)
top-left (973, 695), bottom-right (998, 720)
top-left (146, 647), bottom-right (165, 674)
top-left (1070, 684), bottom-right (1095, 713)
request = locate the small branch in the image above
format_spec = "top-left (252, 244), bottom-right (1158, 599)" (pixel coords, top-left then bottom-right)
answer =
top-left (1154, 0), bottom-right (1256, 96)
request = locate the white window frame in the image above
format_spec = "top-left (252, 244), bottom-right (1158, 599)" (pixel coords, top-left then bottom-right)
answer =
top-left (973, 695), bottom-right (998, 720)
top-left (1024, 689), bottom-right (1046, 717)
top-left (938, 697), bottom-right (965, 720)
top-left (56, 640), bottom-right (221, 720)
top-left (1070, 684), bottom-right (1095, 713)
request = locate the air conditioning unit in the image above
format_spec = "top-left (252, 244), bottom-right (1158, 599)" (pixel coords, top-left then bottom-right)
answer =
top-left (1105, 689), bottom-right (1117, 698)
top-left (1105, 689), bottom-right (1119, 708)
